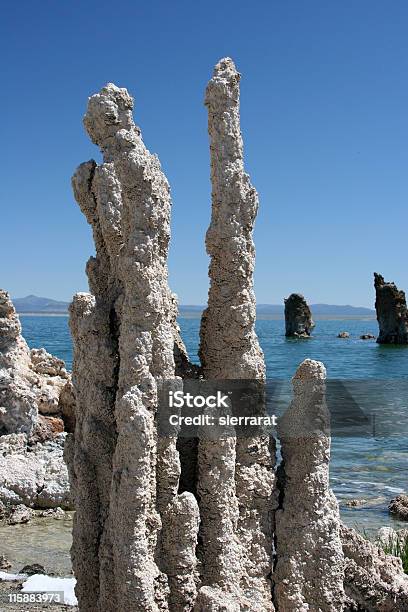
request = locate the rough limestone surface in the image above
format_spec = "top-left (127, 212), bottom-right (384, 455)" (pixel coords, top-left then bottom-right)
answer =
top-left (0, 433), bottom-right (72, 510)
top-left (7, 503), bottom-right (33, 524)
top-left (0, 290), bottom-right (71, 434)
top-left (59, 380), bottom-right (76, 433)
top-left (341, 524), bottom-right (408, 611)
top-left (30, 348), bottom-right (70, 416)
top-left (378, 526), bottom-right (408, 547)
top-left (389, 494), bottom-right (408, 521)
top-left (0, 290), bottom-right (39, 434)
top-left (274, 359), bottom-right (346, 611)
top-left (0, 291), bottom-right (74, 513)
top-left (374, 273), bottom-right (408, 344)
top-left (69, 83), bottom-right (199, 612)
top-left (29, 414), bottom-right (64, 445)
top-left (69, 153), bottom-right (122, 612)
top-left (197, 57), bottom-right (275, 611)
top-left (284, 293), bottom-right (315, 337)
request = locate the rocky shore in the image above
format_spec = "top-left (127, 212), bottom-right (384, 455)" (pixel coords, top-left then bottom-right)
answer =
top-left (0, 290), bottom-right (74, 522)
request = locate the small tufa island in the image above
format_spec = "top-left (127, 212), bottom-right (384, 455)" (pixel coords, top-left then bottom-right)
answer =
top-left (374, 272), bottom-right (408, 344)
top-left (284, 293), bottom-right (315, 337)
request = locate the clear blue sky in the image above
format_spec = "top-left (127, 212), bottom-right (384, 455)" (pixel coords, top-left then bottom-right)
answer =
top-left (1, 1), bottom-right (407, 307)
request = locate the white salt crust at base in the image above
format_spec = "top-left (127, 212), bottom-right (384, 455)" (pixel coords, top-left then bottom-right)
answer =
top-left (22, 575), bottom-right (77, 606)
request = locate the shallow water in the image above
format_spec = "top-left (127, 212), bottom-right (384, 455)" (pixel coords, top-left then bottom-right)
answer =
top-left (0, 516), bottom-right (73, 576)
top-left (12, 314), bottom-right (408, 571)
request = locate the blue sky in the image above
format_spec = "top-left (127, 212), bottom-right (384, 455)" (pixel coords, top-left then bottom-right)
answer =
top-left (1, 1), bottom-right (407, 307)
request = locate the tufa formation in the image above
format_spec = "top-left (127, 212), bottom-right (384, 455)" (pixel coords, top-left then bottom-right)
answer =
top-left (67, 60), bottom-right (408, 611)
top-left (374, 273), bottom-right (408, 344)
top-left (284, 293), bottom-right (315, 337)
top-left (0, 290), bottom-right (71, 435)
top-left (68, 81), bottom-right (199, 612)
top-left (274, 359), bottom-right (345, 610)
top-left (197, 57), bottom-right (274, 610)
top-left (0, 290), bottom-right (74, 513)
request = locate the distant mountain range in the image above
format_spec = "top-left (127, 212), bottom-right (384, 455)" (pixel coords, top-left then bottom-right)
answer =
top-left (257, 303), bottom-right (375, 316)
top-left (14, 295), bottom-right (376, 317)
top-left (13, 295), bottom-right (70, 313)
top-left (180, 304), bottom-right (375, 316)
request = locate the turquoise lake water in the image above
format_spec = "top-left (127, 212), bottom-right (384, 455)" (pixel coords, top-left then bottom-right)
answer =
top-left (20, 315), bottom-right (408, 532)
top-left (21, 315), bottom-right (408, 379)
